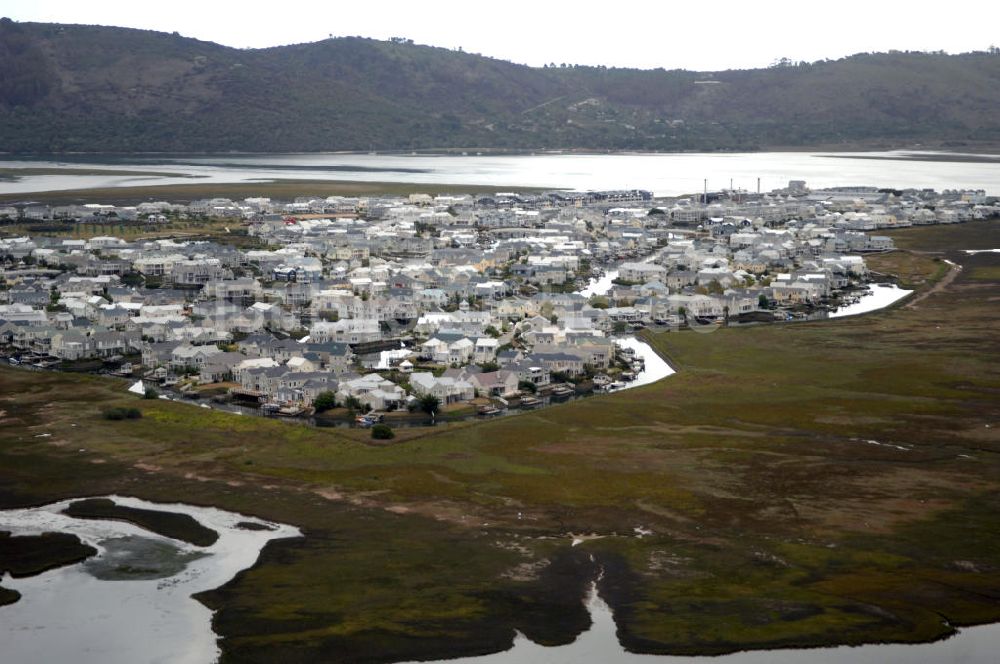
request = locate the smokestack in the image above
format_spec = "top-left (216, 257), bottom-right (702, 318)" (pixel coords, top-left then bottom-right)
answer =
top-left (757, 177), bottom-right (761, 195)
top-left (704, 179), bottom-right (708, 204)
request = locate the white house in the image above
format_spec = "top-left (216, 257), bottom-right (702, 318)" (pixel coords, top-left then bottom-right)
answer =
top-left (409, 372), bottom-right (475, 404)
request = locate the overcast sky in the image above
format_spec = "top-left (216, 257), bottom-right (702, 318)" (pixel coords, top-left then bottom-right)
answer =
top-left (6, 0), bottom-right (1000, 71)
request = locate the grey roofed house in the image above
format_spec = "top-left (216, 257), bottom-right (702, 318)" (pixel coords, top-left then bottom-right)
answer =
top-left (531, 351), bottom-right (586, 375)
top-left (0, 320), bottom-right (22, 344)
top-left (8, 286), bottom-right (50, 306)
top-left (388, 274), bottom-right (417, 289)
top-left (302, 341), bottom-right (354, 370)
top-left (385, 286), bottom-right (414, 299)
top-left (170, 343), bottom-right (222, 368)
top-left (142, 340), bottom-right (183, 368)
top-left (503, 360), bottom-right (551, 387)
top-left (2, 309), bottom-right (49, 326)
top-left (107, 286), bottom-right (142, 302)
top-left (427, 331), bottom-right (473, 346)
top-left (199, 351), bottom-right (246, 383)
top-left (440, 366), bottom-right (480, 384)
top-left (232, 334), bottom-right (304, 362)
top-left (236, 332), bottom-right (279, 357)
top-left (469, 369), bottom-right (520, 397)
top-left (496, 349), bottom-right (524, 364)
top-left (429, 248), bottom-right (485, 266)
top-left (240, 365), bottom-right (289, 395)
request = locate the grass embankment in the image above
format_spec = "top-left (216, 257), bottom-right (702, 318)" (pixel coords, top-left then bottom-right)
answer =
top-left (865, 250), bottom-right (950, 289)
top-left (0, 586), bottom-right (18, 606)
top-left (63, 498), bottom-right (219, 547)
top-left (0, 531), bottom-right (98, 605)
top-left (0, 221), bottom-right (998, 660)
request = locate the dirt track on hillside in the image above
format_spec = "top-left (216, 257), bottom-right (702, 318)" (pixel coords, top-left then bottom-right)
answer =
top-left (905, 258), bottom-right (962, 309)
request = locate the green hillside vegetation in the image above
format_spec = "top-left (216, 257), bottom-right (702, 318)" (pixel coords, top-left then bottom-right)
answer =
top-left (3, 18), bottom-right (1000, 152)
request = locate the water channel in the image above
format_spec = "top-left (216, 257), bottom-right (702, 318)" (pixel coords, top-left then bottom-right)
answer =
top-left (419, 581), bottom-right (1000, 664)
top-left (0, 496), bottom-right (299, 664)
top-left (2, 150), bottom-right (999, 196)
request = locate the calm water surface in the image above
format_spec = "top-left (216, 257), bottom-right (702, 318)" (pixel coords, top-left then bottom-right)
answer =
top-left (420, 583), bottom-right (1000, 664)
top-left (0, 496), bottom-right (299, 664)
top-left (2, 151), bottom-right (999, 196)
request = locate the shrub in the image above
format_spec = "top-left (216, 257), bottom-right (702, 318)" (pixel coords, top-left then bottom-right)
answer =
top-left (419, 394), bottom-right (440, 415)
top-left (103, 407), bottom-right (142, 420)
top-left (143, 387), bottom-right (159, 400)
top-left (313, 391), bottom-right (338, 413)
top-left (371, 424), bottom-right (395, 440)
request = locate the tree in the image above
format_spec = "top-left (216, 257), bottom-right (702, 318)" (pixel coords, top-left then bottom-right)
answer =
top-left (313, 391), bottom-right (338, 413)
top-left (344, 395), bottom-right (363, 412)
top-left (143, 387), bottom-right (159, 400)
top-left (484, 325), bottom-right (500, 338)
top-left (518, 380), bottom-right (537, 394)
top-left (371, 423), bottom-right (395, 440)
top-left (419, 394), bottom-right (440, 416)
top-left (758, 293), bottom-right (769, 309)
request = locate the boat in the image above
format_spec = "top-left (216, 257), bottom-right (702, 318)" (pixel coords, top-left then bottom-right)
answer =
top-left (355, 413), bottom-right (385, 427)
top-left (519, 396), bottom-right (542, 409)
top-left (111, 362), bottom-right (133, 376)
top-left (477, 406), bottom-right (502, 417)
top-left (592, 374), bottom-right (612, 387)
top-left (550, 385), bottom-right (575, 398)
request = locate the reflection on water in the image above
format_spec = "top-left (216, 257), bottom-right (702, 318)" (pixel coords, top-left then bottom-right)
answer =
top-left (83, 535), bottom-right (208, 581)
top-left (0, 496), bottom-right (299, 664)
top-left (828, 283), bottom-right (913, 318)
top-left (423, 583), bottom-right (1000, 664)
top-left (2, 151), bottom-right (999, 196)
top-left (613, 337), bottom-right (675, 388)
top-left (578, 269), bottom-right (619, 298)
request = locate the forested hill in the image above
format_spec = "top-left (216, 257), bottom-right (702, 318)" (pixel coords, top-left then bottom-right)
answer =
top-left (3, 18), bottom-right (1000, 153)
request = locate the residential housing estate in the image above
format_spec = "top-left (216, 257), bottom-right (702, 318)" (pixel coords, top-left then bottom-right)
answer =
top-left (2, 183), bottom-right (994, 416)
